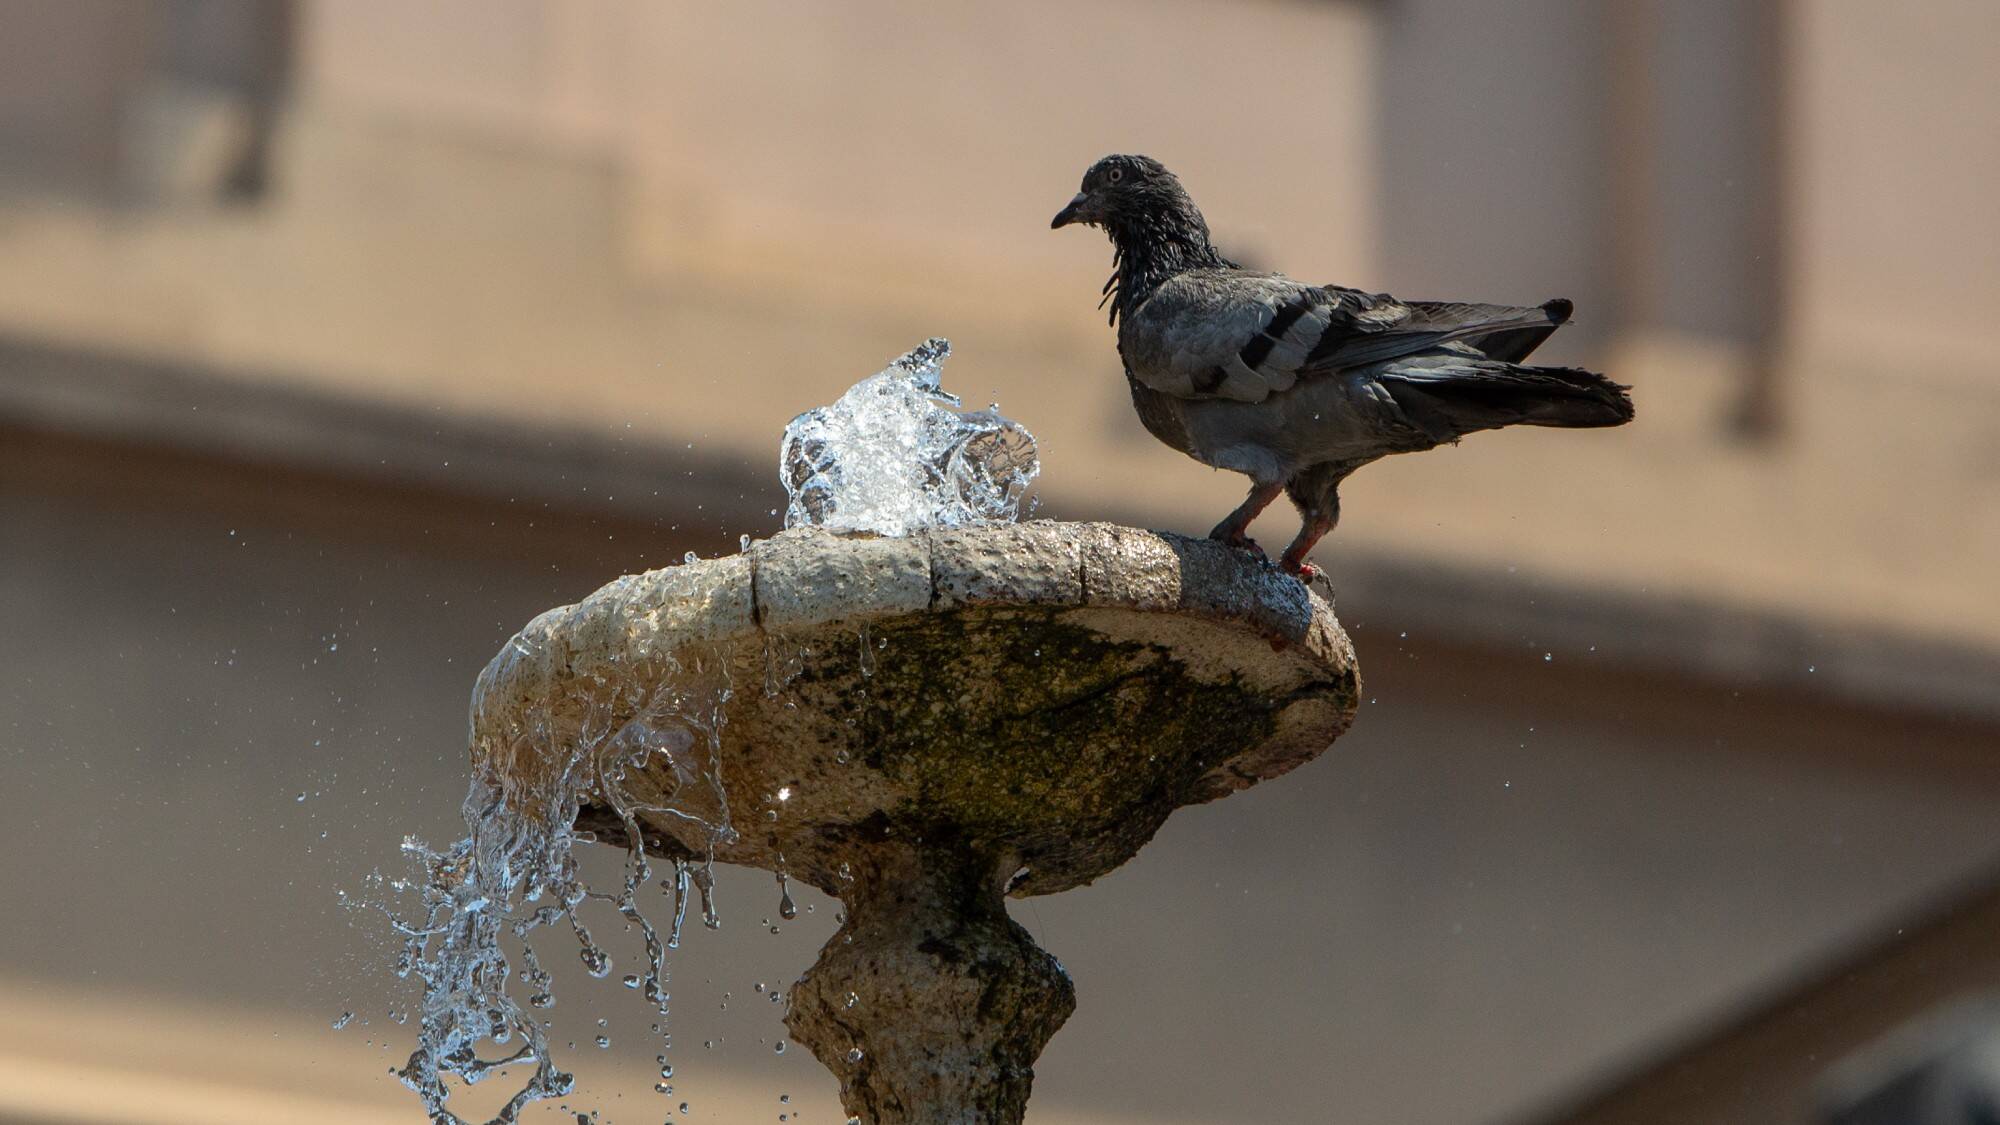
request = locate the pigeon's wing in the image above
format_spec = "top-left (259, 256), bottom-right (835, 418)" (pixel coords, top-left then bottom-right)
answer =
top-left (1123, 270), bottom-right (1573, 403)
top-left (1395, 297), bottom-right (1574, 363)
top-left (1122, 272), bottom-right (1360, 403)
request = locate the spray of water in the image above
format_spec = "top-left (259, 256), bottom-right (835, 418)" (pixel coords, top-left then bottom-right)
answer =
top-left (373, 338), bottom-right (1035, 1122)
top-left (780, 338), bottom-right (1038, 535)
top-left (388, 642), bottom-right (737, 1123)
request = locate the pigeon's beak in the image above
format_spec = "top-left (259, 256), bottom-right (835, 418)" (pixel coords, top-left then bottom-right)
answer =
top-left (1051, 192), bottom-right (1093, 230)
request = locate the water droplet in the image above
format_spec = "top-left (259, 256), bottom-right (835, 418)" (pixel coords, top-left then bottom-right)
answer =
top-left (595, 1034), bottom-right (611, 1049)
top-left (693, 863), bottom-right (720, 929)
top-left (847, 1047), bottom-right (864, 1063)
top-left (331, 1010), bottom-right (353, 1030)
top-left (774, 1040), bottom-right (787, 1054)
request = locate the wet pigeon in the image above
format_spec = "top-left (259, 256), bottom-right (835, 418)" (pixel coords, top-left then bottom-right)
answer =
top-left (1052, 154), bottom-right (1633, 577)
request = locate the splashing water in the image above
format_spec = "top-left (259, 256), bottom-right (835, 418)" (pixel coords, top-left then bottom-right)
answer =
top-left (377, 339), bottom-right (1038, 1123)
top-left (780, 338), bottom-right (1038, 535)
top-left (383, 638), bottom-right (739, 1124)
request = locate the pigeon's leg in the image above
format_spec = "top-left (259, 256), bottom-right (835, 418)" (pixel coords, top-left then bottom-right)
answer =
top-left (1208, 480), bottom-right (1284, 553)
top-left (1280, 467), bottom-right (1345, 578)
top-left (1278, 504), bottom-right (1338, 577)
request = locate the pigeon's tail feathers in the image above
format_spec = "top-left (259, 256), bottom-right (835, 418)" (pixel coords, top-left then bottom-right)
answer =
top-left (1377, 358), bottom-right (1634, 442)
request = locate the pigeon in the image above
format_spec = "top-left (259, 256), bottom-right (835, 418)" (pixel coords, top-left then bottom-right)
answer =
top-left (1052, 154), bottom-right (1634, 577)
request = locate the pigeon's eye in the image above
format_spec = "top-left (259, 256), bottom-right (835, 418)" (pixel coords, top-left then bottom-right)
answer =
top-left (1107, 167), bottom-right (1124, 184)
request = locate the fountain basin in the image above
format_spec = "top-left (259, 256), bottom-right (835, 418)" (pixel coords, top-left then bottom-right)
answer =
top-left (468, 520), bottom-right (1358, 1122)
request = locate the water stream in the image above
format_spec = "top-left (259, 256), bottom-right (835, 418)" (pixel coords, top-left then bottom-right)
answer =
top-left (368, 340), bottom-right (1035, 1123)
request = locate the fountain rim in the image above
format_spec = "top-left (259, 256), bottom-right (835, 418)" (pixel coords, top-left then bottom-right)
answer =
top-left (469, 519), bottom-right (1359, 891)
top-left (475, 519), bottom-right (1351, 685)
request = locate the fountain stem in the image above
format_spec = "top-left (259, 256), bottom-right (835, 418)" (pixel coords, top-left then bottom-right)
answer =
top-left (785, 834), bottom-right (1076, 1124)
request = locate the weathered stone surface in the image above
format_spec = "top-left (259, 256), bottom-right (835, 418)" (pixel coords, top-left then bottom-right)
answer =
top-left (1077, 521), bottom-right (1183, 610)
top-left (930, 521), bottom-right (1084, 608)
top-left (470, 520), bottom-right (1358, 1125)
top-left (785, 842), bottom-right (1074, 1125)
top-left (751, 529), bottom-right (931, 631)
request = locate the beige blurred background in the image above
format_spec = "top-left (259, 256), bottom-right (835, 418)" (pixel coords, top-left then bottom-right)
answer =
top-left (2, 2), bottom-right (1997, 1123)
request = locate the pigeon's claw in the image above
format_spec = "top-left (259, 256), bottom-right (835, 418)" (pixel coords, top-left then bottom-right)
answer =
top-left (1288, 560), bottom-right (1323, 581)
top-left (1211, 529), bottom-right (1264, 556)
top-left (1210, 481), bottom-right (1285, 555)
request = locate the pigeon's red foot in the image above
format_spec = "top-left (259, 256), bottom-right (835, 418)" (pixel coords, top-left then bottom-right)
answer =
top-left (1279, 558), bottom-right (1321, 581)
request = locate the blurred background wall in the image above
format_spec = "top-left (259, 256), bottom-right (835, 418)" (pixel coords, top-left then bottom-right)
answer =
top-left (1, 2), bottom-right (1996, 1123)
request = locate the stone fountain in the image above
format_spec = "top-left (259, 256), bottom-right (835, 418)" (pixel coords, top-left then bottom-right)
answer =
top-left (478, 521), bottom-right (1357, 1122)
top-left (399, 343), bottom-right (1357, 1124)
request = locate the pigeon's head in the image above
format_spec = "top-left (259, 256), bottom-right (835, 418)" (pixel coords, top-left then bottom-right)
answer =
top-left (1051, 154), bottom-right (1196, 232)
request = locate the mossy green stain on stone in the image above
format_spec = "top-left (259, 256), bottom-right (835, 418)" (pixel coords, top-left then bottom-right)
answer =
top-left (779, 608), bottom-right (1281, 862)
